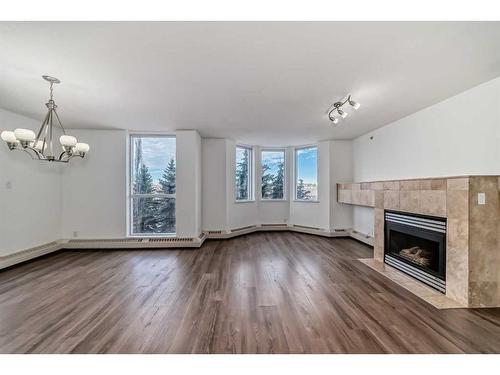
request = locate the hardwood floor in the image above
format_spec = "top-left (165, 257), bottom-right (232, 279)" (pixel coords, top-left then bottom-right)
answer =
top-left (0, 232), bottom-right (499, 354)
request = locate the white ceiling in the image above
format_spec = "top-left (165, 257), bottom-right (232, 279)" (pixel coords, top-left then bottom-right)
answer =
top-left (1, 22), bottom-right (500, 146)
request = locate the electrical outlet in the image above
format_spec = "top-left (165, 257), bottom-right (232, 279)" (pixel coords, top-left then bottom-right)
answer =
top-left (478, 193), bottom-right (486, 205)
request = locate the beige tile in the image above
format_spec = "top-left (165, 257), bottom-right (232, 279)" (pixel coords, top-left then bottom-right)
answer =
top-left (446, 190), bottom-right (468, 219)
top-left (383, 191), bottom-right (400, 210)
top-left (431, 179), bottom-right (447, 190)
top-left (425, 295), bottom-right (466, 309)
top-left (352, 190), bottom-right (362, 205)
top-left (446, 245), bottom-right (469, 305)
top-left (447, 177), bottom-right (469, 191)
top-left (374, 190), bottom-right (384, 209)
top-left (400, 191), bottom-right (420, 213)
top-left (447, 218), bottom-right (468, 250)
top-left (370, 182), bottom-right (384, 190)
top-left (338, 189), bottom-right (352, 204)
top-left (400, 180), bottom-right (421, 190)
top-left (374, 208), bottom-right (384, 260)
top-left (352, 183), bottom-right (361, 190)
top-left (469, 281), bottom-right (499, 308)
top-left (383, 181), bottom-right (399, 190)
top-left (419, 180), bottom-right (433, 190)
top-left (360, 190), bottom-right (375, 207)
top-left (420, 190), bottom-right (446, 217)
top-left (361, 182), bottom-right (371, 190)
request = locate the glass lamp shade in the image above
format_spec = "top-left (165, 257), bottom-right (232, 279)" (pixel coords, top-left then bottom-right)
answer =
top-left (1, 130), bottom-right (17, 143)
top-left (14, 128), bottom-right (36, 142)
top-left (74, 142), bottom-right (90, 153)
top-left (60, 135), bottom-right (78, 147)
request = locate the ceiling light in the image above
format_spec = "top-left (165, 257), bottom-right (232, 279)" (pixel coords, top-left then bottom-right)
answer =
top-left (327, 94), bottom-right (361, 125)
top-left (337, 109), bottom-right (348, 119)
top-left (348, 96), bottom-right (361, 110)
top-left (1, 75), bottom-right (90, 163)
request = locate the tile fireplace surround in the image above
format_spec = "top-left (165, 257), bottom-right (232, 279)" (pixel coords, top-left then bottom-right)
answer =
top-left (337, 176), bottom-right (500, 308)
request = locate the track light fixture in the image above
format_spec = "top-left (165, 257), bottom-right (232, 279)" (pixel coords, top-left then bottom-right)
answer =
top-left (327, 94), bottom-right (360, 125)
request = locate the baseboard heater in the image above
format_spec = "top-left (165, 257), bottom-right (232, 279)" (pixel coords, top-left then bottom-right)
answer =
top-left (230, 225), bottom-right (258, 233)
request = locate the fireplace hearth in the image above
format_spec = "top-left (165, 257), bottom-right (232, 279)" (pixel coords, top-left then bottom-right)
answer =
top-left (384, 211), bottom-right (446, 293)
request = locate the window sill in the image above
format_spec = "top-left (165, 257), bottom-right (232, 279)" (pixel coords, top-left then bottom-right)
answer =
top-left (260, 199), bottom-right (289, 202)
top-left (292, 200), bottom-right (320, 203)
top-left (234, 200), bottom-right (256, 204)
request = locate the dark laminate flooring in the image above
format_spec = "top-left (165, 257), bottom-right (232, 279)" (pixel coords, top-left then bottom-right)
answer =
top-left (1, 232), bottom-right (499, 353)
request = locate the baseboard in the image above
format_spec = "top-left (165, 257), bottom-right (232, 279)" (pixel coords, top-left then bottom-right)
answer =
top-left (348, 230), bottom-right (374, 246)
top-left (203, 225), bottom-right (363, 240)
top-left (1, 228), bottom-right (372, 270)
top-left (0, 240), bottom-right (67, 270)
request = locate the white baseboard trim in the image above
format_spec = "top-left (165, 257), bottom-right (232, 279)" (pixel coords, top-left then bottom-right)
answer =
top-left (0, 228), bottom-right (373, 270)
top-left (0, 240), bottom-right (67, 270)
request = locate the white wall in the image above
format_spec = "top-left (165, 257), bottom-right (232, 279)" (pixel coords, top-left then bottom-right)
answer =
top-left (61, 129), bottom-right (127, 239)
top-left (176, 130), bottom-right (202, 237)
top-left (0, 109), bottom-right (62, 256)
top-left (330, 140), bottom-right (353, 230)
top-left (202, 138), bottom-right (227, 231)
top-left (352, 76), bottom-right (500, 235)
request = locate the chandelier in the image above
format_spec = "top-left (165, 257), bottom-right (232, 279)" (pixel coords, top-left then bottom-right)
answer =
top-left (1, 75), bottom-right (89, 162)
top-left (327, 95), bottom-right (361, 125)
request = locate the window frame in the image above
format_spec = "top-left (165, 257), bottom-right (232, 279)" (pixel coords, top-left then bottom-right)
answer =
top-left (127, 133), bottom-right (177, 237)
top-left (234, 145), bottom-right (254, 203)
top-left (260, 147), bottom-right (287, 201)
top-left (294, 145), bottom-right (319, 203)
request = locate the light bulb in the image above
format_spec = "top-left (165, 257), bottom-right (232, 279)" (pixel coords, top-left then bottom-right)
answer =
top-left (330, 117), bottom-right (339, 125)
top-left (1, 130), bottom-right (17, 143)
top-left (60, 135), bottom-right (78, 147)
top-left (74, 142), bottom-right (90, 153)
top-left (14, 128), bottom-right (36, 142)
top-left (350, 100), bottom-right (360, 110)
top-left (338, 109), bottom-right (348, 119)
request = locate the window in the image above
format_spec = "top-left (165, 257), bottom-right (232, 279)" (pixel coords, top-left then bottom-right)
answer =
top-left (129, 135), bottom-right (176, 235)
top-left (235, 146), bottom-right (253, 201)
top-left (261, 149), bottom-right (285, 200)
top-left (295, 146), bottom-right (318, 201)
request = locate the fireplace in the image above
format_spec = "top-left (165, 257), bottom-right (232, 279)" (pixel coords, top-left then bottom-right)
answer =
top-left (384, 211), bottom-right (446, 293)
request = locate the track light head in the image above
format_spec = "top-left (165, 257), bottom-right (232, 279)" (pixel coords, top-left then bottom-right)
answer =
top-left (337, 109), bottom-right (348, 119)
top-left (348, 97), bottom-right (361, 110)
top-left (330, 116), bottom-right (339, 125)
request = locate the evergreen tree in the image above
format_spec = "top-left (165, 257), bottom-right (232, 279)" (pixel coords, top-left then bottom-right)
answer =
top-left (158, 158), bottom-right (176, 233)
top-left (159, 158), bottom-right (176, 194)
top-left (235, 149), bottom-right (249, 199)
top-left (261, 164), bottom-right (273, 199)
top-left (133, 162), bottom-right (159, 233)
top-left (296, 178), bottom-right (311, 200)
top-left (271, 161), bottom-right (284, 199)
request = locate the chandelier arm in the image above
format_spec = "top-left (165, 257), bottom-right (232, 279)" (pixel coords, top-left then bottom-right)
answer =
top-left (52, 109), bottom-right (66, 135)
top-left (11, 146), bottom-right (43, 160)
top-left (34, 109), bottom-right (51, 146)
top-left (48, 109), bottom-right (55, 159)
